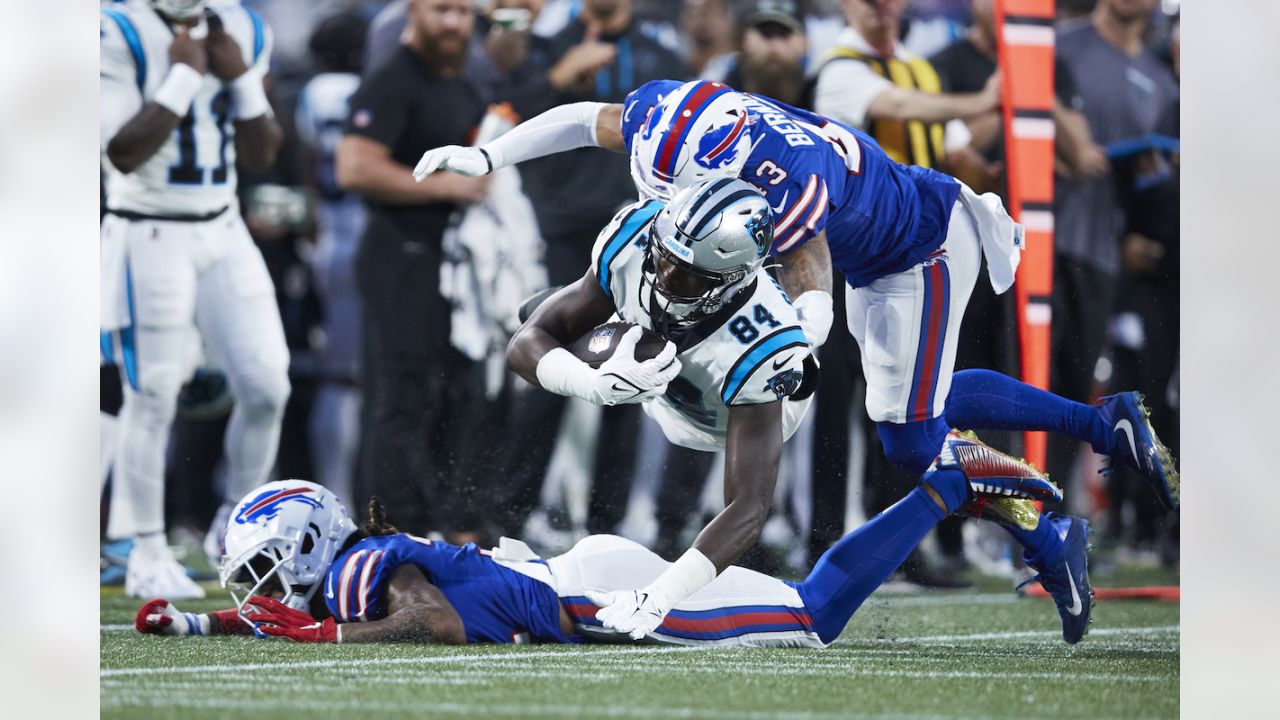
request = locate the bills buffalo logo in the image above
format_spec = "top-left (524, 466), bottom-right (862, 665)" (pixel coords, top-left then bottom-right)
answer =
top-left (588, 327), bottom-right (617, 354)
top-left (694, 111), bottom-right (748, 171)
top-left (234, 487), bottom-right (323, 525)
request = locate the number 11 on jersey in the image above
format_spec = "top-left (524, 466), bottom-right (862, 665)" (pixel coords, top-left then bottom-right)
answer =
top-left (169, 89), bottom-right (233, 186)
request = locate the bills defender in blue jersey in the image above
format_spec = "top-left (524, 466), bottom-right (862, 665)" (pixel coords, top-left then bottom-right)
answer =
top-left (414, 79), bottom-right (1180, 641)
top-left (139, 459), bottom-right (1081, 646)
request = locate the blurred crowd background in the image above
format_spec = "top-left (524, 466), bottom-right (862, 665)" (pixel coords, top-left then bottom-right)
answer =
top-left (100, 0), bottom-right (1181, 589)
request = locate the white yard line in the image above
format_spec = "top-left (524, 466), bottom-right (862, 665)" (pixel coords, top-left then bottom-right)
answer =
top-left (99, 645), bottom-right (689, 678)
top-left (98, 695), bottom-right (995, 720)
top-left (875, 625), bottom-right (1180, 643)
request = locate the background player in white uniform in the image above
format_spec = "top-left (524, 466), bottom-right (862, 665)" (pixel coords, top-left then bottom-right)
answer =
top-left (507, 179), bottom-right (817, 640)
top-left (295, 11), bottom-right (368, 514)
top-left (100, 0), bottom-right (288, 599)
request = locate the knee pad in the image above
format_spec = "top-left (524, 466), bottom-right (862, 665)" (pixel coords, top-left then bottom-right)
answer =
top-left (875, 416), bottom-right (950, 474)
top-left (230, 366), bottom-right (291, 416)
top-left (121, 364), bottom-right (186, 429)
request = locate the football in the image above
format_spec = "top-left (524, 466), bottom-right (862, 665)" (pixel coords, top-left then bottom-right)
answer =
top-left (567, 322), bottom-right (668, 369)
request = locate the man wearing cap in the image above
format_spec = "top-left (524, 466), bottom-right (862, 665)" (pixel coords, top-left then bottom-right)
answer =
top-left (704, 0), bottom-right (809, 108)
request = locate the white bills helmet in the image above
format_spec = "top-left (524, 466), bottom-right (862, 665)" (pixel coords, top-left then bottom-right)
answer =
top-left (630, 81), bottom-right (754, 201)
top-left (150, 0), bottom-right (206, 21)
top-left (642, 178), bottom-right (773, 331)
top-left (218, 480), bottom-right (356, 625)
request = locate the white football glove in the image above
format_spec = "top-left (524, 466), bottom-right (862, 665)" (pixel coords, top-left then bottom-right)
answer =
top-left (536, 327), bottom-right (681, 406)
top-left (592, 327), bottom-right (681, 405)
top-left (584, 589), bottom-right (668, 641)
top-left (412, 145), bottom-right (492, 182)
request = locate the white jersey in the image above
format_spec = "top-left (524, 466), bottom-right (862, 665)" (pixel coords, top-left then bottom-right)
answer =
top-left (100, 0), bottom-right (273, 216)
top-left (296, 72), bottom-right (360, 201)
top-left (591, 200), bottom-right (814, 452)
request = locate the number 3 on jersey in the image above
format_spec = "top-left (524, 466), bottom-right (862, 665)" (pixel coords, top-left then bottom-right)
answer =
top-left (169, 90), bottom-right (233, 185)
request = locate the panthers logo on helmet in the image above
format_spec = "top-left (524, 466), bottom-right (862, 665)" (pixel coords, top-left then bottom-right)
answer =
top-left (694, 111), bottom-right (749, 171)
top-left (234, 487), bottom-right (323, 525)
top-left (745, 209), bottom-right (773, 257)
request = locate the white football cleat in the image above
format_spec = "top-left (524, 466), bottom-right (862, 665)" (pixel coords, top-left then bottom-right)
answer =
top-left (125, 543), bottom-right (205, 601)
top-left (203, 501), bottom-right (233, 568)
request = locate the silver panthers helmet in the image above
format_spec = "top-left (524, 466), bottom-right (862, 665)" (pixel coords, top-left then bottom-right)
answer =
top-left (150, 0), bottom-right (206, 21)
top-left (642, 178), bottom-right (773, 331)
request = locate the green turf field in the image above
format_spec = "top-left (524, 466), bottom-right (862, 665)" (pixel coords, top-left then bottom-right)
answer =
top-left (100, 562), bottom-right (1179, 720)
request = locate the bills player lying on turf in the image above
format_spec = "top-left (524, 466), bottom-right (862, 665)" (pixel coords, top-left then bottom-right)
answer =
top-left (100, 0), bottom-right (289, 601)
top-left (140, 457), bottom-right (1082, 646)
top-left (414, 78), bottom-right (1179, 631)
top-left (505, 178), bottom-right (1095, 643)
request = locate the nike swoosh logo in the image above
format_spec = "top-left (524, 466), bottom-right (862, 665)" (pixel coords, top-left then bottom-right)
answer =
top-left (772, 354), bottom-right (794, 370)
top-left (325, 580), bottom-right (335, 600)
top-left (1064, 565), bottom-right (1084, 616)
top-left (1115, 419), bottom-right (1139, 464)
top-left (770, 190), bottom-right (790, 215)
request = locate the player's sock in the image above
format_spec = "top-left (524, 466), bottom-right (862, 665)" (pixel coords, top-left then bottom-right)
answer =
top-left (793, 473), bottom-right (961, 644)
top-left (945, 369), bottom-right (1109, 451)
top-left (876, 417), bottom-right (950, 474)
top-left (1000, 512), bottom-right (1064, 567)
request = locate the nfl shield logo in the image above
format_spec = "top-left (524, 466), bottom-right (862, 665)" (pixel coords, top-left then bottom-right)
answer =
top-left (588, 327), bottom-right (616, 354)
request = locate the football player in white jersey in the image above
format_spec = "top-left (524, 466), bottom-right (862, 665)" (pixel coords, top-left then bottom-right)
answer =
top-left (100, 0), bottom-right (289, 600)
top-left (507, 178), bottom-right (817, 639)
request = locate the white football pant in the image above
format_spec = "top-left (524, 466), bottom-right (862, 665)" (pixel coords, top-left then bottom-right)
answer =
top-left (102, 211), bottom-right (290, 540)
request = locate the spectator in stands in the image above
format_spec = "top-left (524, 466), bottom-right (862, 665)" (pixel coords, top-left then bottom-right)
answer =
top-left (336, 0), bottom-right (491, 536)
top-left (811, 0), bottom-right (996, 175)
top-left (704, 0), bottom-right (808, 107)
top-left (681, 0), bottom-right (736, 78)
top-left (296, 11), bottom-right (370, 514)
top-left (1103, 13), bottom-right (1179, 562)
top-left (1048, 0), bottom-right (1178, 506)
top-left (500, 0), bottom-right (689, 539)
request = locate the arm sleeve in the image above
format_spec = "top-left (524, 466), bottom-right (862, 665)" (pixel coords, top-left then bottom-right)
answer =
top-left (100, 15), bottom-right (144, 151)
top-left (324, 542), bottom-right (399, 624)
top-left (481, 101), bottom-right (606, 169)
top-left (813, 60), bottom-right (892, 131)
top-left (344, 70), bottom-right (408, 149)
top-left (767, 172), bottom-right (831, 255)
top-left (722, 326), bottom-right (811, 406)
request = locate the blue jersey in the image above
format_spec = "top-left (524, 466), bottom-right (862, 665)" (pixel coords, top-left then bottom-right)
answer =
top-left (323, 534), bottom-right (579, 644)
top-left (622, 81), bottom-right (962, 288)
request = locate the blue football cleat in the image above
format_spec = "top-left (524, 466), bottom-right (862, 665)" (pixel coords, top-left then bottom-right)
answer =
top-left (1019, 513), bottom-right (1093, 644)
top-left (1095, 392), bottom-right (1179, 509)
top-left (933, 432), bottom-right (1063, 503)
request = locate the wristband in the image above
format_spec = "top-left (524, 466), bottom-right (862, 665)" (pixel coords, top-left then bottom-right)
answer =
top-left (534, 347), bottom-right (596, 402)
top-left (229, 70), bottom-right (271, 120)
top-left (185, 612), bottom-right (212, 636)
top-left (152, 63), bottom-right (204, 116)
top-left (642, 548), bottom-right (717, 611)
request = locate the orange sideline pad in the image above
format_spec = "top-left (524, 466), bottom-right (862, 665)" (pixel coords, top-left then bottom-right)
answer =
top-left (1022, 585), bottom-right (1180, 601)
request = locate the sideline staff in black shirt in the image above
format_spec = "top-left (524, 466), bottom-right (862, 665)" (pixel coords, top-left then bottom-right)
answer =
top-left (336, 0), bottom-right (488, 535)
